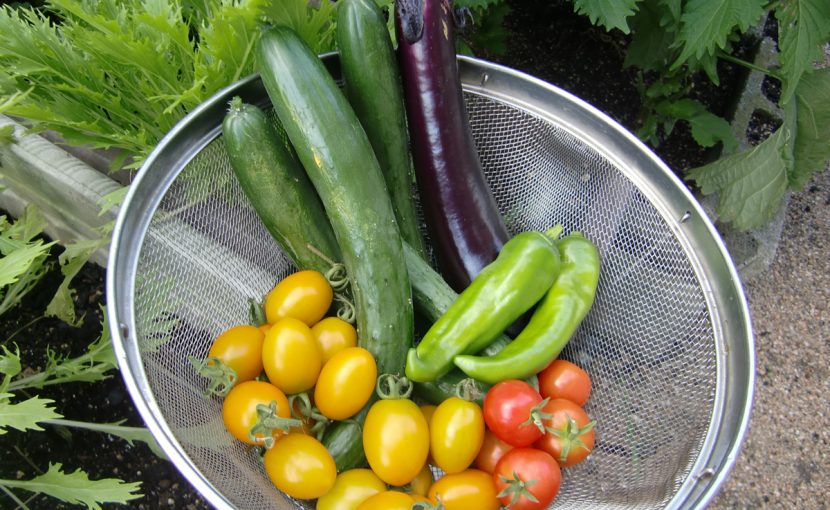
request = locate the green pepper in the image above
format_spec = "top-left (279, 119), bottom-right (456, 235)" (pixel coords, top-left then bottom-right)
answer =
top-left (453, 232), bottom-right (600, 384)
top-left (405, 228), bottom-right (562, 382)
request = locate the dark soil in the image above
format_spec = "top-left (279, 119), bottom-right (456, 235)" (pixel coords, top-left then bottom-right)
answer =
top-left (0, 2), bottom-right (753, 509)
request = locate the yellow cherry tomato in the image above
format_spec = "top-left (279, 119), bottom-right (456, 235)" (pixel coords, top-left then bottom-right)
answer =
top-left (311, 317), bottom-right (358, 363)
top-left (406, 464), bottom-right (434, 496)
top-left (262, 318), bottom-right (322, 394)
top-left (427, 469), bottom-right (500, 510)
top-left (265, 270), bottom-right (333, 325)
top-left (420, 404), bottom-right (437, 425)
top-left (363, 398), bottom-right (429, 486)
top-left (356, 491), bottom-right (415, 510)
top-left (263, 433), bottom-right (336, 500)
top-left (222, 380), bottom-right (290, 445)
top-left (317, 469), bottom-right (386, 510)
top-left (207, 324), bottom-right (264, 383)
top-left (315, 347), bottom-right (377, 420)
top-left (430, 396), bottom-right (485, 474)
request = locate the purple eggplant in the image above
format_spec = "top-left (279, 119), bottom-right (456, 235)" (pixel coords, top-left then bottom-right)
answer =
top-left (395, 0), bottom-right (510, 292)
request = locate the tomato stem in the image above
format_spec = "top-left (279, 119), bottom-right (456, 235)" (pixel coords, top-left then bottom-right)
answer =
top-left (249, 401), bottom-right (303, 449)
top-left (188, 355), bottom-right (237, 397)
top-left (520, 397), bottom-right (553, 435)
top-left (497, 471), bottom-right (540, 507)
top-left (550, 416), bottom-right (596, 464)
top-left (288, 392), bottom-right (330, 441)
top-left (454, 377), bottom-right (486, 402)
top-left (376, 373), bottom-right (414, 400)
top-left (247, 297), bottom-right (267, 326)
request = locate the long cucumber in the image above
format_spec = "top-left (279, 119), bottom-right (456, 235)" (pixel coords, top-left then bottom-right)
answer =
top-left (257, 26), bottom-right (413, 376)
top-left (336, 0), bottom-right (427, 258)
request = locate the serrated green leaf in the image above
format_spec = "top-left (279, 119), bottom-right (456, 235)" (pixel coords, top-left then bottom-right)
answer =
top-left (776, 0), bottom-right (830, 104)
top-left (0, 124), bottom-right (14, 144)
top-left (656, 99), bottom-right (738, 151)
top-left (0, 394), bottom-right (62, 434)
top-left (625, 0), bottom-right (679, 70)
top-left (672, 0), bottom-right (765, 68)
top-left (98, 186), bottom-right (129, 216)
top-left (0, 462), bottom-right (142, 509)
top-left (45, 238), bottom-right (105, 326)
top-left (262, 0), bottom-right (337, 55)
top-left (572, 0), bottom-right (642, 34)
top-left (688, 127), bottom-right (789, 230)
top-left (0, 346), bottom-right (22, 380)
top-left (790, 68), bottom-right (830, 188)
top-left (464, 1), bottom-right (512, 56)
top-left (195, 0), bottom-right (266, 97)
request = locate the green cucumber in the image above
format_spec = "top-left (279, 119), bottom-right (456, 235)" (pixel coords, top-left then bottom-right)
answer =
top-left (336, 0), bottom-right (427, 258)
top-left (221, 98), bottom-right (340, 271)
top-left (257, 27), bottom-right (413, 376)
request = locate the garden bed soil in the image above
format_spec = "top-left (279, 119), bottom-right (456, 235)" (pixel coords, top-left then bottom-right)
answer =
top-left (0, 1), bottom-right (756, 508)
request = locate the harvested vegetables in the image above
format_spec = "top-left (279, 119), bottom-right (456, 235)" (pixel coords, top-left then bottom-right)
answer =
top-left (193, 8), bottom-right (605, 508)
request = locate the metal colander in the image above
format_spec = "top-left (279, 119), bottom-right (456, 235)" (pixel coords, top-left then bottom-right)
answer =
top-left (106, 55), bottom-right (753, 510)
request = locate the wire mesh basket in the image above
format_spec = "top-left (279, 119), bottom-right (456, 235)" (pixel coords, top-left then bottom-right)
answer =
top-left (106, 55), bottom-right (754, 510)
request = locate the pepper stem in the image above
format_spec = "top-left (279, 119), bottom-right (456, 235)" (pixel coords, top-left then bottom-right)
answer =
top-left (544, 224), bottom-right (564, 240)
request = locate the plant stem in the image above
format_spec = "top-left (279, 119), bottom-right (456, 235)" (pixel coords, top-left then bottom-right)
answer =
top-left (40, 418), bottom-right (140, 435)
top-left (718, 52), bottom-right (782, 80)
top-left (0, 485), bottom-right (30, 510)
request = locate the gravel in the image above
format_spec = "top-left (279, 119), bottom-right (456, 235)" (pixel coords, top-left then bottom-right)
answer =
top-left (709, 166), bottom-right (830, 509)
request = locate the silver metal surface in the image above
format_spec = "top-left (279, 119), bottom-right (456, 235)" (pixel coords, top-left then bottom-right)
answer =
top-left (107, 55), bottom-right (754, 510)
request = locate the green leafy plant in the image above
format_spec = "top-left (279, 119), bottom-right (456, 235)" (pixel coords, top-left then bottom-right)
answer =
top-left (0, 0), bottom-right (338, 171)
top-left (0, 206), bottom-right (54, 316)
top-left (570, 0), bottom-right (830, 230)
top-left (0, 205), bottom-right (159, 508)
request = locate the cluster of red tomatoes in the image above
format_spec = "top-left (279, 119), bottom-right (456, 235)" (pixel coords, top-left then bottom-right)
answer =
top-left (200, 269), bottom-right (596, 509)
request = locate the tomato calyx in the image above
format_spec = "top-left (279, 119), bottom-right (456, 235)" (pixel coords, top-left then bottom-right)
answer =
top-left (376, 373), bottom-right (414, 400)
top-left (249, 400), bottom-right (303, 448)
top-left (189, 355), bottom-right (237, 397)
top-left (497, 471), bottom-right (541, 508)
top-left (412, 497), bottom-right (444, 510)
top-left (454, 377), bottom-right (487, 402)
top-left (288, 392), bottom-right (330, 440)
top-left (248, 297), bottom-right (267, 326)
top-left (547, 416), bottom-right (596, 464)
top-left (520, 397), bottom-right (553, 435)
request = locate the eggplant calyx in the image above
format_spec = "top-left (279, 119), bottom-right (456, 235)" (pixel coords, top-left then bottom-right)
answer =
top-left (396, 0), bottom-right (425, 44)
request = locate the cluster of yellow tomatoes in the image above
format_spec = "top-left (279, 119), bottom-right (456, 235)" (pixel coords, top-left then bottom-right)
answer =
top-left (201, 269), bottom-right (596, 509)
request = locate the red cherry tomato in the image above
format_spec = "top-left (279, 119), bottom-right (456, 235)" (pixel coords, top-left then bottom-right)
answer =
top-left (538, 359), bottom-right (592, 406)
top-left (482, 380), bottom-right (546, 447)
top-left (493, 448), bottom-right (561, 510)
top-left (474, 429), bottom-right (514, 474)
top-left (534, 398), bottom-right (596, 467)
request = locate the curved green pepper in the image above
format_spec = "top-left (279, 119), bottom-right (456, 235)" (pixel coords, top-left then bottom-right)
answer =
top-left (453, 232), bottom-right (600, 384)
top-left (405, 228), bottom-right (562, 382)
